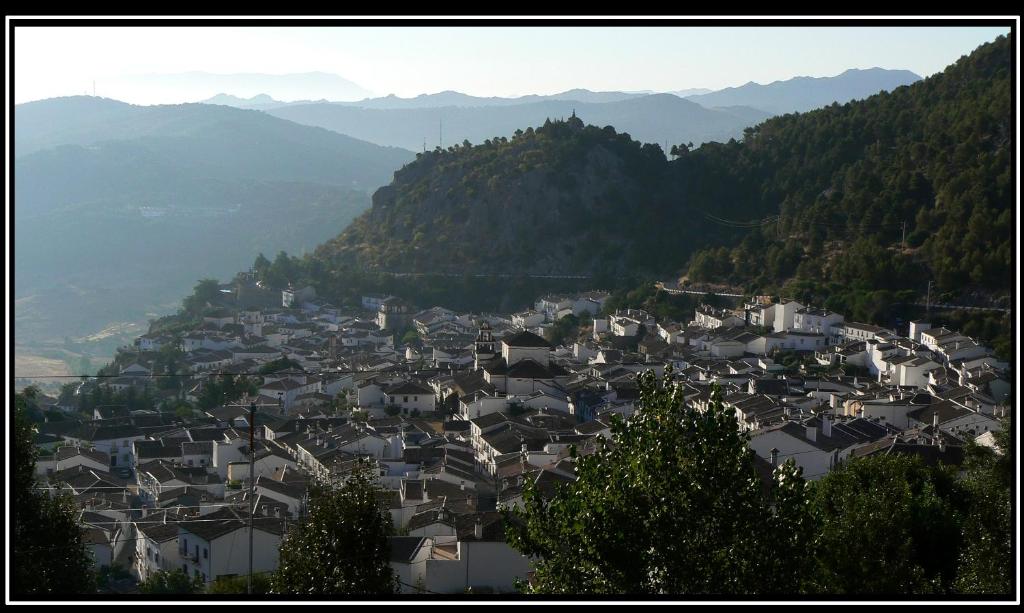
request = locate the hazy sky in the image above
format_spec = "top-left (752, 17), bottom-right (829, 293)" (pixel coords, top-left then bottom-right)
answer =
top-left (13, 22), bottom-right (1012, 104)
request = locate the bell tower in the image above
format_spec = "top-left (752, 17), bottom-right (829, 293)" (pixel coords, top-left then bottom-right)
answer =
top-left (474, 321), bottom-right (495, 369)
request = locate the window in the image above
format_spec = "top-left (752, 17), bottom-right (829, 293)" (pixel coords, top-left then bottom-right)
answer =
top-left (155, 552), bottom-right (160, 563)
top-left (203, 548), bottom-right (208, 559)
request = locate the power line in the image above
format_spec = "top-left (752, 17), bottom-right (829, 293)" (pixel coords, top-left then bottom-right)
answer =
top-left (15, 369), bottom-right (383, 379)
top-left (82, 516), bottom-right (288, 527)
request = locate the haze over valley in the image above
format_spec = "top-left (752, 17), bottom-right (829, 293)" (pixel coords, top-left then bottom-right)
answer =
top-left (8, 58), bottom-right (974, 383)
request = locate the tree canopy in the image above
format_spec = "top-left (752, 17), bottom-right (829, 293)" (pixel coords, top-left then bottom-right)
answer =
top-left (12, 387), bottom-right (98, 596)
top-left (270, 461), bottom-right (398, 595)
top-left (807, 454), bottom-right (964, 594)
top-left (138, 569), bottom-right (205, 594)
top-left (505, 370), bottom-right (810, 594)
top-left (505, 370), bottom-right (1013, 596)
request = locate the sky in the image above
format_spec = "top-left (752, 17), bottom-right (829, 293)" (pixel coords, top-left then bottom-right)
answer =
top-left (11, 21), bottom-right (1013, 104)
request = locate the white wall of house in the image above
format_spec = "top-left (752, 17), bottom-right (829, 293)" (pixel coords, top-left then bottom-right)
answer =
top-left (710, 340), bottom-right (745, 358)
top-left (855, 402), bottom-right (921, 430)
top-left (213, 441), bottom-right (245, 480)
top-left (505, 377), bottom-right (556, 396)
top-left (502, 345), bottom-right (549, 367)
top-left (392, 544), bottom-right (432, 594)
top-left (135, 535), bottom-right (181, 582)
top-left (773, 301), bottom-right (804, 333)
top-left (358, 384), bottom-right (386, 408)
top-left (462, 396), bottom-right (509, 421)
top-left (519, 393), bottom-right (570, 413)
top-left (338, 434), bottom-right (390, 459)
top-left (794, 311), bottom-right (844, 334)
top-left (747, 429), bottom-right (831, 481)
top-left (63, 435), bottom-right (146, 468)
top-left (179, 527), bottom-right (281, 584)
top-left (898, 361), bottom-right (940, 389)
top-left (385, 392), bottom-right (435, 413)
top-left (748, 304), bottom-right (776, 327)
top-left (423, 539), bottom-right (530, 594)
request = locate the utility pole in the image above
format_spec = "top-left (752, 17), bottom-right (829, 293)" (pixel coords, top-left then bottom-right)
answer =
top-left (926, 280), bottom-right (933, 318)
top-left (248, 400), bottom-right (255, 595)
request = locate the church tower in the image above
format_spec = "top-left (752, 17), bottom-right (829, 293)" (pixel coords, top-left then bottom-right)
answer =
top-left (474, 321), bottom-right (496, 370)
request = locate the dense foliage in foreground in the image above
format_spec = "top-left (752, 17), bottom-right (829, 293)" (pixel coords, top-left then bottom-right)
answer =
top-left (506, 370), bottom-right (1013, 595)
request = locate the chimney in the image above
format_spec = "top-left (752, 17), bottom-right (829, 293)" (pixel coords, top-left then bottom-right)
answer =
top-left (460, 480), bottom-right (465, 491)
top-left (932, 412), bottom-right (939, 444)
top-left (805, 425), bottom-right (817, 442)
top-left (770, 448), bottom-right (779, 468)
top-left (822, 414), bottom-right (832, 438)
top-left (473, 517), bottom-right (483, 540)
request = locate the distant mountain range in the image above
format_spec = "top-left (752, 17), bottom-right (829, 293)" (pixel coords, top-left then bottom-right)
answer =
top-left (14, 96), bottom-right (415, 364)
top-left (685, 68), bottom-right (922, 114)
top-left (266, 95), bottom-right (772, 152)
top-left (194, 68), bottom-right (920, 151)
top-left (200, 89), bottom-right (655, 110)
top-left (106, 71), bottom-right (374, 104)
top-left (15, 96), bottom-right (411, 191)
top-left (199, 68), bottom-right (919, 118)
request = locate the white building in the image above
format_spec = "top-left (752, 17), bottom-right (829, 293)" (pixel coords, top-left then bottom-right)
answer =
top-left (178, 508), bottom-right (285, 584)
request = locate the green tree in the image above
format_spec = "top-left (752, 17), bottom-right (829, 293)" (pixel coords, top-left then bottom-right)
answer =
top-left (12, 388), bottom-right (98, 595)
top-left (270, 461), bottom-right (398, 595)
top-left (400, 329), bottom-right (419, 345)
top-left (544, 314), bottom-right (580, 346)
top-left (258, 357), bottom-right (303, 375)
top-left (954, 421), bottom-right (1012, 594)
top-left (808, 454), bottom-right (963, 594)
top-left (174, 404), bottom-right (195, 421)
top-left (182, 278), bottom-right (222, 316)
top-left (505, 371), bottom-right (811, 594)
top-left (253, 252), bottom-right (272, 281)
top-left (207, 573), bottom-right (272, 594)
top-left (138, 569), bottom-right (205, 594)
